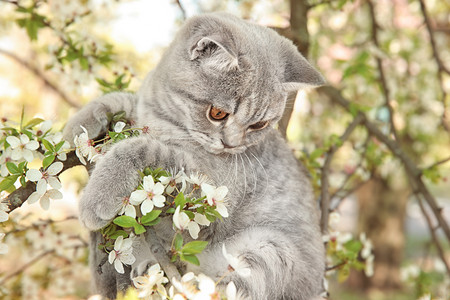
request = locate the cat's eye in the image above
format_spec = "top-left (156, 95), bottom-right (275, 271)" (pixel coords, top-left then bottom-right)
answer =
top-left (249, 120), bottom-right (269, 130)
top-left (209, 106), bottom-right (229, 121)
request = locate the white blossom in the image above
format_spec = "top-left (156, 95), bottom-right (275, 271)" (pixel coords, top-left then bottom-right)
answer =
top-left (0, 202), bottom-right (9, 222)
top-left (6, 134), bottom-right (39, 162)
top-left (222, 244), bottom-right (251, 277)
top-left (74, 125), bottom-right (97, 165)
top-left (201, 183), bottom-right (229, 218)
top-left (0, 232), bottom-right (8, 254)
top-left (26, 162), bottom-right (63, 191)
top-left (118, 196), bottom-right (136, 219)
top-left (114, 121), bottom-right (126, 133)
top-left (27, 187), bottom-right (63, 210)
top-left (130, 175), bottom-right (166, 215)
top-left (46, 131), bottom-right (71, 161)
top-left (0, 147), bottom-right (13, 177)
top-left (160, 170), bottom-right (187, 194)
top-left (132, 263), bottom-right (169, 299)
top-left (108, 236), bottom-right (136, 274)
top-left (173, 206), bottom-right (200, 239)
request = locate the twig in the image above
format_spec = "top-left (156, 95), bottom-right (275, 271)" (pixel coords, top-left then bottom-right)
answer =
top-left (425, 156), bottom-right (450, 170)
top-left (367, 0), bottom-right (399, 141)
top-left (319, 85), bottom-right (450, 242)
top-left (146, 227), bottom-right (181, 283)
top-left (320, 114), bottom-right (364, 233)
top-left (0, 49), bottom-right (80, 108)
top-left (418, 0), bottom-right (450, 131)
top-left (0, 249), bottom-right (55, 285)
top-left (173, 0), bottom-right (186, 20)
top-left (416, 195), bottom-right (450, 276)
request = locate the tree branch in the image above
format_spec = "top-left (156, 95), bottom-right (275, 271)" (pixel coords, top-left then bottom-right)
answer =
top-left (320, 113), bottom-right (364, 233)
top-left (418, 0), bottom-right (450, 131)
top-left (416, 195), bottom-right (450, 277)
top-left (0, 49), bottom-right (80, 108)
top-left (173, 0), bottom-right (186, 20)
top-left (367, 0), bottom-right (399, 141)
top-left (319, 85), bottom-right (450, 242)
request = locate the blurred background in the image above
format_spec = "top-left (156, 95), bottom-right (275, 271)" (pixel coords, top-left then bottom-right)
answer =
top-left (0, 0), bottom-right (449, 299)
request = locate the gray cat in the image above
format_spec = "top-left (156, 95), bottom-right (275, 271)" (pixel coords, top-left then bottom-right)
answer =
top-left (64, 12), bottom-right (325, 300)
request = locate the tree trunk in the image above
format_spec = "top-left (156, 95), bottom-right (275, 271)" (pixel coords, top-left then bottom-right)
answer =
top-left (348, 174), bottom-right (409, 290)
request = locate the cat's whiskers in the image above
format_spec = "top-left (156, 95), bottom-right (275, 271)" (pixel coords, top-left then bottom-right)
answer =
top-left (238, 153), bottom-right (247, 202)
top-left (244, 152), bottom-right (258, 196)
top-left (249, 149), bottom-right (269, 195)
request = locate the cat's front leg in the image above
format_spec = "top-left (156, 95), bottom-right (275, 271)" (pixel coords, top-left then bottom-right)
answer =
top-left (63, 92), bottom-right (138, 145)
top-left (190, 227), bottom-right (324, 300)
top-left (79, 135), bottom-right (195, 230)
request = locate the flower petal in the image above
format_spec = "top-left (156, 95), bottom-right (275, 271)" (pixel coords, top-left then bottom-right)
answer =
top-left (36, 179), bottom-right (47, 195)
top-left (153, 182), bottom-right (165, 195)
top-left (47, 189), bottom-right (63, 200)
top-left (23, 149), bottom-right (34, 162)
top-left (215, 186), bottom-right (229, 200)
top-left (114, 121), bottom-right (126, 133)
top-left (40, 194), bottom-right (50, 210)
top-left (124, 205), bottom-right (136, 218)
top-left (19, 134), bottom-right (29, 144)
top-left (216, 204), bottom-right (229, 218)
top-left (114, 236), bottom-right (124, 251)
top-left (26, 169), bottom-right (42, 182)
top-left (226, 281), bottom-right (237, 300)
top-left (142, 176), bottom-right (155, 191)
top-left (27, 192), bottom-right (41, 204)
top-left (25, 140), bottom-right (39, 151)
top-left (129, 190), bottom-right (147, 205)
top-left (47, 162), bottom-right (63, 175)
top-left (6, 136), bottom-right (20, 148)
top-left (120, 251), bottom-right (136, 265)
top-left (188, 222), bottom-right (200, 239)
top-left (152, 195), bottom-right (166, 207)
top-left (108, 250), bottom-right (116, 264)
top-left (47, 176), bottom-right (62, 190)
top-left (140, 199), bottom-right (154, 215)
top-left (114, 259), bottom-right (125, 274)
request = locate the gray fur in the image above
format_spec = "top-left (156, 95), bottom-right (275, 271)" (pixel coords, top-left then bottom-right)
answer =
top-left (65, 13), bottom-right (325, 300)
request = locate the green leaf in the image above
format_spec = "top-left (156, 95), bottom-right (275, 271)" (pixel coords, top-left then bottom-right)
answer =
top-left (42, 155), bottom-right (56, 169)
top-left (6, 162), bottom-right (19, 175)
top-left (80, 57), bottom-right (89, 70)
top-left (184, 210), bottom-right (195, 220)
top-left (133, 223), bottom-right (146, 235)
top-left (182, 241), bottom-right (208, 255)
top-left (20, 175), bottom-right (27, 187)
top-left (109, 230), bottom-right (129, 239)
top-left (55, 141), bottom-right (66, 152)
top-left (24, 118), bottom-right (44, 129)
top-left (141, 210), bottom-right (162, 225)
top-left (41, 139), bottom-right (55, 152)
top-left (113, 216), bottom-right (139, 228)
top-left (0, 175), bottom-right (19, 192)
top-left (309, 148), bottom-right (324, 161)
top-left (174, 192), bottom-right (186, 208)
top-left (142, 218), bottom-right (161, 227)
top-left (180, 254), bottom-right (200, 266)
top-left (174, 233), bottom-right (183, 251)
top-left (166, 208), bottom-right (175, 214)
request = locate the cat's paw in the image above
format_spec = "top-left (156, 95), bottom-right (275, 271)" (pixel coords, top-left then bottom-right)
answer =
top-left (63, 102), bottom-right (110, 147)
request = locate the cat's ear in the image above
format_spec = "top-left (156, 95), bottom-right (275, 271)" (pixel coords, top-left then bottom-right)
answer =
top-left (281, 46), bottom-right (326, 93)
top-left (189, 36), bottom-right (239, 72)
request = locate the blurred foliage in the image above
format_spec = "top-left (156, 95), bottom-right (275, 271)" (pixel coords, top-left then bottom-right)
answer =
top-left (0, 0), bottom-right (449, 299)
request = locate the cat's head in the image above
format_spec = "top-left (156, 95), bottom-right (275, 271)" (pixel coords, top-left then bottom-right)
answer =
top-left (138, 13), bottom-right (325, 155)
